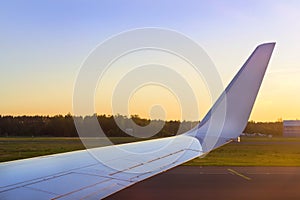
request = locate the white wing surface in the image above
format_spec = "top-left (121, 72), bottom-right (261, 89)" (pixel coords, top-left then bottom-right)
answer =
top-left (0, 136), bottom-right (201, 199)
top-left (0, 43), bottom-right (275, 199)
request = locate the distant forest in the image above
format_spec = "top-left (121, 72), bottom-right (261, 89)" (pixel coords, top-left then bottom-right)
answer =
top-left (0, 114), bottom-right (283, 137)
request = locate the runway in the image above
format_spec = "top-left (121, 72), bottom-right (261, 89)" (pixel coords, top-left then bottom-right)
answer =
top-left (107, 166), bottom-right (300, 200)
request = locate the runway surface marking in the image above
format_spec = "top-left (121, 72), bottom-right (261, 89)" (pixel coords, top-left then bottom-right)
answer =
top-left (227, 168), bottom-right (252, 181)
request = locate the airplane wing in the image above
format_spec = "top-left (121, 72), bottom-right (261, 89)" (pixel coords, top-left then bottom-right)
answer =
top-left (0, 135), bottom-right (201, 200)
top-left (0, 43), bottom-right (275, 200)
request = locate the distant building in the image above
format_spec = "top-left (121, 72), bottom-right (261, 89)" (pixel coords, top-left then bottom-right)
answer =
top-left (283, 120), bottom-right (300, 137)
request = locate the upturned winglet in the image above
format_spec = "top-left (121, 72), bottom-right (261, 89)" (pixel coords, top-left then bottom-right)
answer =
top-left (187, 43), bottom-right (276, 152)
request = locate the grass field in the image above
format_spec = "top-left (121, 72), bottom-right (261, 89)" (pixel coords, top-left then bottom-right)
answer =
top-left (1, 137), bottom-right (300, 166)
top-left (0, 137), bottom-right (144, 162)
top-left (186, 137), bottom-right (300, 166)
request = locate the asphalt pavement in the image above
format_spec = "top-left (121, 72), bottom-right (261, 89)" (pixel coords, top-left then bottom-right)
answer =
top-left (107, 166), bottom-right (300, 200)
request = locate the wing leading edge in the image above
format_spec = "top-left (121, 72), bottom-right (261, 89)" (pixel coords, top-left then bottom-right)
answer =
top-left (0, 43), bottom-right (275, 199)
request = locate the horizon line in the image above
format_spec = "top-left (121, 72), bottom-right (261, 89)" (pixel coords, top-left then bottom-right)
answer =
top-left (0, 113), bottom-right (289, 123)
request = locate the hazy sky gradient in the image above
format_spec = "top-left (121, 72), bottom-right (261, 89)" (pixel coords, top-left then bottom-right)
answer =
top-left (1, 0), bottom-right (300, 121)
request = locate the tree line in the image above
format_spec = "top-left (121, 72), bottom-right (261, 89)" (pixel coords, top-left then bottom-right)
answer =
top-left (244, 121), bottom-right (283, 136)
top-left (0, 114), bottom-right (283, 137)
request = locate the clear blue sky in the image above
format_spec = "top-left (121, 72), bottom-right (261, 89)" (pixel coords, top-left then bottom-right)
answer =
top-left (1, 0), bottom-right (300, 121)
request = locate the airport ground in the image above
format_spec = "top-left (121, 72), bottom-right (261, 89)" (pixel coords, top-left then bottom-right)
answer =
top-left (1, 137), bottom-right (300, 166)
top-left (1, 137), bottom-right (300, 199)
top-left (108, 166), bottom-right (300, 200)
